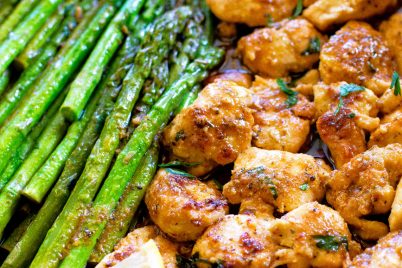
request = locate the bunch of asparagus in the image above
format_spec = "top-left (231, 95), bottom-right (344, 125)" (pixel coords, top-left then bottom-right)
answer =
top-left (0, 0), bottom-right (223, 267)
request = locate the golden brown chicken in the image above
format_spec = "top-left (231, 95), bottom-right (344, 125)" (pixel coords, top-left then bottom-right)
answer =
top-left (237, 18), bottom-right (326, 78)
top-left (303, 0), bottom-right (397, 30)
top-left (389, 180), bottom-right (402, 232)
top-left (239, 197), bottom-right (276, 221)
top-left (251, 76), bottom-right (316, 153)
top-left (348, 231), bottom-right (402, 268)
top-left (380, 12), bottom-right (402, 74)
top-left (319, 21), bottom-right (396, 96)
top-left (313, 82), bottom-right (379, 167)
top-left (223, 147), bottom-right (331, 213)
top-left (96, 226), bottom-right (178, 268)
top-left (205, 0), bottom-right (298, 27)
top-left (326, 144), bottom-right (402, 240)
top-left (294, 69), bottom-right (321, 97)
top-left (162, 80), bottom-right (254, 176)
top-left (144, 169), bottom-right (228, 242)
top-left (369, 106), bottom-right (402, 148)
top-left (192, 214), bottom-right (286, 268)
top-left (270, 202), bottom-right (361, 268)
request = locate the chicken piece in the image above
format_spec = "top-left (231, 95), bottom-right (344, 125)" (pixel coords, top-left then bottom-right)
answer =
top-left (380, 12), bottom-right (402, 74)
top-left (145, 169), bottom-right (228, 242)
top-left (251, 76), bottom-right (316, 153)
top-left (192, 214), bottom-right (288, 267)
top-left (205, 71), bottom-right (252, 88)
top-left (389, 180), bottom-right (402, 232)
top-left (223, 147), bottom-right (331, 213)
top-left (162, 80), bottom-right (254, 176)
top-left (97, 226), bottom-right (179, 268)
top-left (326, 144), bottom-right (402, 240)
top-left (206, 0), bottom-right (298, 27)
top-left (369, 107), bottom-right (402, 148)
top-left (378, 86), bottom-right (402, 114)
top-left (348, 231), bottom-right (402, 268)
top-left (319, 21), bottom-right (396, 96)
top-left (270, 202), bottom-right (361, 268)
top-left (237, 18), bottom-right (326, 78)
top-left (239, 197), bottom-right (276, 221)
top-left (314, 82), bottom-right (379, 167)
top-left (303, 0), bottom-right (397, 30)
top-left (294, 69), bottom-right (320, 97)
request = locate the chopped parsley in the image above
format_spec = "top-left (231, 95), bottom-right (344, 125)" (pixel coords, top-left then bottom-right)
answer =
top-left (265, 177), bottom-right (278, 199)
top-left (347, 113), bottom-right (356, 119)
top-left (391, 71), bottom-right (401, 96)
top-left (165, 168), bottom-right (195, 178)
top-left (246, 166), bottom-right (265, 175)
top-left (266, 14), bottom-right (274, 27)
top-left (334, 83), bottom-right (365, 115)
top-left (175, 130), bottom-right (185, 141)
top-left (159, 161), bottom-right (200, 168)
top-left (291, 0), bottom-right (303, 18)
top-left (277, 78), bottom-right (298, 107)
top-left (299, 183), bottom-right (309, 191)
top-left (302, 37), bottom-right (321, 55)
top-left (313, 235), bottom-right (349, 251)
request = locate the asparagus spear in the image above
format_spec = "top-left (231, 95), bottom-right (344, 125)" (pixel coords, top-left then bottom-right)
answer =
top-left (59, 43), bottom-right (224, 268)
top-left (0, 1), bottom-right (98, 126)
top-left (31, 8), bottom-right (192, 268)
top-left (0, 111), bottom-right (68, 238)
top-left (0, 0), bottom-right (63, 74)
top-left (90, 142), bottom-right (159, 262)
top-left (2, 34), bottom-right (137, 268)
top-left (0, 211), bottom-right (36, 252)
top-left (0, 2), bottom-right (117, 174)
top-left (60, 0), bottom-right (145, 122)
top-left (0, 4), bottom-right (14, 25)
top-left (0, 0), bottom-right (41, 43)
top-left (14, 5), bottom-right (66, 69)
top-left (0, 89), bottom-right (67, 192)
top-left (176, 85), bottom-right (200, 112)
top-left (0, 70), bottom-right (10, 95)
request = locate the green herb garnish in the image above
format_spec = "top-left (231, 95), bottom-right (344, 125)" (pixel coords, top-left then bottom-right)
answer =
top-left (266, 14), bottom-right (274, 27)
top-left (165, 168), bottom-right (195, 178)
top-left (291, 0), bottom-right (303, 18)
top-left (302, 37), bottom-right (321, 55)
top-left (175, 130), bottom-right (185, 141)
top-left (246, 166), bottom-right (265, 175)
top-left (277, 78), bottom-right (298, 107)
top-left (299, 183), bottom-right (309, 191)
top-left (391, 71), bottom-right (401, 96)
top-left (313, 235), bottom-right (348, 251)
top-left (159, 161), bottom-right (200, 168)
top-left (347, 113), bottom-right (356, 119)
top-left (334, 83), bottom-right (365, 115)
top-left (265, 177), bottom-right (278, 199)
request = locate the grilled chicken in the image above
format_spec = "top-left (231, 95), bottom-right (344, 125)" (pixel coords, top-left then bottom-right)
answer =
top-left (369, 106), bottom-right (402, 148)
top-left (145, 169), bottom-right (228, 242)
top-left (319, 21), bottom-right (396, 96)
top-left (237, 18), bottom-right (326, 78)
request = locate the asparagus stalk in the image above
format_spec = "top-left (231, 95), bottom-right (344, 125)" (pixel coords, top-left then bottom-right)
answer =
top-left (14, 5), bottom-right (66, 69)
top-left (0, 4), bottom-right (14, 26)
top-left (22, 86), bottom-right (103, 203)
top-left (176, 85), bottom-right (200, 112)
top-left (0, 0), bottom-right (63, 74)
top-left (90, 142), bottom-right (159, 262)
top-left (0, 2), bottom-right (117, 174)
top-left (0, 70), bottom-right (10, 95)
top-left (0, 1), bottom-right (98, 126)
top-left (0, 111), bottom-right (68, 238)
top-left (2, 35), bottom-right (136, 268)
top-left (59, 43), bottom-right (224, 268)
top-left (60, 0), bottom-right (145, 122)
top-left (31, 8), bottom-right (192, 268)
top-left (0, 0), bottom-right (41, 43)
top-left (0, 89), bottom-right (67, 192)
top-left (0, 211), bottom-right (36, 252)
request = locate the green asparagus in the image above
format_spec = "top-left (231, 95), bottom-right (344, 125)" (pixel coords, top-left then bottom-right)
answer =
top-left (176, 85), bottom-right (200, 112)
top-left (0, 0), bottom-right (63, 74)
top-left (90, 142), bottom-right (159, 262)
top-left (0, 0), bottom-right (41, 43)
top-left (0, 211), bottom-right (36, 252)
top-left (0, 70), bottom-right (10, 95)
top-left (0, 4), bottom-right (14, 25)
top-left (0, 2), bottom-right (116, 174)
top-left (59, 42), bottom-right (224, 268)
top-left (60, 0), bottom-right (145, 121)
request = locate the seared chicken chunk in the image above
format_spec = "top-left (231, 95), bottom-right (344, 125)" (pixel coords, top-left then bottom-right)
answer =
top-left (294, 69), bottom-right (321, 97)
top-left (238, 18), bottom-right (326, 78)
top-left (380, 12), bottom-right (402, 74)
top-left (348, 231), bottom-right (402, 268)
top-left (205, 71), bottom-right (252, 88)
top-left (314, 82), bottom-right (379, 167)
top-left (389, 180), bottom-right (402, 232)
top-left (251, 76), bottom-right (316, 153)
top-left (223, 147), bottom-right (331, 213)
top-left (303, 0), bottom-right (397, 30)
top-left (145, 169), bottom-right (228, 242)
top-left (369, 106), bottom-right (402, 148)
top-left (192, 214), bottom-right (285, 267)
top-left (206, 0), bottom-right (298, 27)
top-left (239, 197), bottom-right (276, 221)
top-left (271, 202), bottom-right (361, 268)
top-left (162, 81), bottom-right (254, 176)
top-left (96, 226), bottom-right (178, 268)
top-left (326, 144), bottom-right (402, 240)
top-left (319, 21), bottom-right (396, 96)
